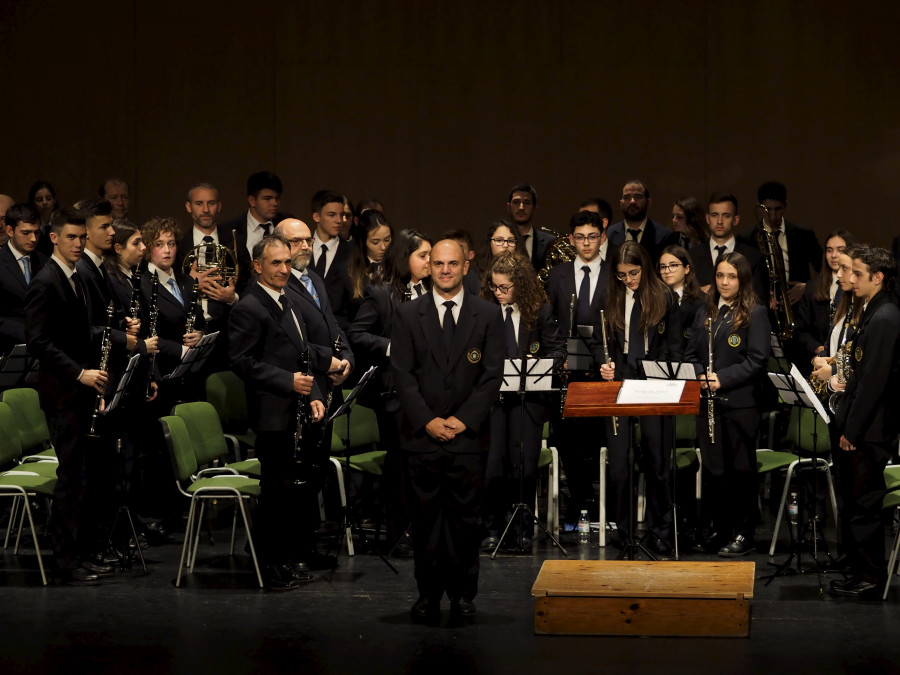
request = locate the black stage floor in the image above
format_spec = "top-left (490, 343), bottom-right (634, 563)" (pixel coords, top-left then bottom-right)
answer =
top-left (3, 513), bottom-right (900, 675)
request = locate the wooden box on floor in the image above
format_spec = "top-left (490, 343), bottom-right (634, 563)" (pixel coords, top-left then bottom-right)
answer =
top-left (531, 560), bottom-right (754, 637)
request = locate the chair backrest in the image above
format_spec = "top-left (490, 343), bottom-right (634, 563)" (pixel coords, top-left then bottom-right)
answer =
top-left (205, 371), bottom-right (250, 434)
top-left (160, 415), bottom-right (199, 483)
top-left (0, 401), bottom-right (23, 466)
top-left (787, 406), bottom-right (830, 455)
top-left (674, 414), bottom-right (697, 448)
top-left (332, 401), bottom-right (380, 452)
top-left (173, 401), bottom-right (229, 467)
top-left (1, 387), bottom-right (51, 452)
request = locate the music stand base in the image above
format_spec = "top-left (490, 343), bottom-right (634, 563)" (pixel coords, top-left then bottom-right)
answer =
top-left (491, 503), bottom-right (567, 559)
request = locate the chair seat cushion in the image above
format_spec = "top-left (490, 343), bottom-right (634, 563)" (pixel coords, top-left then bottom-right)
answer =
top-left (0, 473), bottom-right (57, 495)
top-left (187, 475), bottom-right (261, 497)
top-left (227, 459), bottom-right (262, 478)
top-left (757, 451), bottom-right (799, 473)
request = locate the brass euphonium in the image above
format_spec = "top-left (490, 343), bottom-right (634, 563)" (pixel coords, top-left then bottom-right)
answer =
top-left (538, 230), bottom-right (576, 285)
top-left (755, 204), bottom-right (795, 339)
top-left (181, 230), bottom-right (240, 297)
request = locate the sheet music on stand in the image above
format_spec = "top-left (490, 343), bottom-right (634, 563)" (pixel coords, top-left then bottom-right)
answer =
top-left (640, 359), bottom-right (696, 382)
top-left (0, 344), bottom-right (38, 390)
top-left (327, 365), bottom-right (378, 424)
top-left (101, 354), bottom-right (141, 415)
top-left (501, 358), bottom-right (555, 392)
top-left (768, 363), bottom-right (830, 424)
top-left (566, 325), bottom-right (594, 372)
top-left (163, 331), bottom-right (219, 380)
top-left (769, 334), bottom-right (791, 373)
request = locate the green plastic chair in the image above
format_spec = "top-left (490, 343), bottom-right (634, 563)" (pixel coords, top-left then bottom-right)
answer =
top-left (160, 415), bottom-right (263, 588)
top-left (205, 371), bottom-right (256, 453)
top-left (173, 401), bottom-right (261, 477)
top-left (1, 388), bottom-right (56, 459)
top-left (536, 421), bottom-right (559, 537)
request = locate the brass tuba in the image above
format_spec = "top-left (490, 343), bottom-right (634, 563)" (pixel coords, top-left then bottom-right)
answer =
top-left (181, 231), bottom-right (239, 297)
top-left (754, 205), bottom-right (794, 339)
top-left (538, 230), bottom-right (576, 285)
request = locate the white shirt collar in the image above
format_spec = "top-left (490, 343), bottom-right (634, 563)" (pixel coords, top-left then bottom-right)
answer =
top-left (84, 249), bottom-right (105, 270)
top-left (313, 230), bottom-right (339, 252)
top-left (193, 227), bottom-right (219, 245)
top-left (148, 262), bottom-right (176, 287)
top-left (256, 281), bottom-right (285, 305)
top-left (433, 285), bottom-right (465, 314)
top-left (7, 241), bottom-right (26, 260)
top-left (710, 236), bottom-right (736, 254)
top-left (51, 253), bottom-right (76, 276)
top-left (576, 253), bottom-right (603, 275)
top-left (247, 210), bottom-right (270, 230)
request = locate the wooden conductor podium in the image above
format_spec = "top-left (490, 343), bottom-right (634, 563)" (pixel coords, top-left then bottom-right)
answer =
top-left (533, 380), bottom-right (754, 637)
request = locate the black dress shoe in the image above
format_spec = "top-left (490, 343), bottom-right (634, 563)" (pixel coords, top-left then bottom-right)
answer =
top-left (263, 564), bottom-right (303, 591)
top-left (450, 598), bottom-right (476, 616)
top-left (60, 566), bottom-right (101, 585)
top-left (645, 536), bottom-right (673, 557)
top-left (82, 559), bottom-right (116, 577)
top-left (480, 535), bottom-right (499, 552)
top-left (288, 564), bottom-right (314, 583)
top-left (300, 551), bottom-right (337, 571)
top-left (692, 531), bottom-right (725, 554)
top-left (830, 576), bottom-right (881, 600)
top-left (411, 597), bottom-right (440, 619)
top-left (718, 534), bottom-right (756, 558)
top-left (143, 522), bottom-right (171, 546)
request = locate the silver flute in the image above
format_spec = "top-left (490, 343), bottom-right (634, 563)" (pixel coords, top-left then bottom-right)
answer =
top-left (600, 310), bottom-right (618, 436)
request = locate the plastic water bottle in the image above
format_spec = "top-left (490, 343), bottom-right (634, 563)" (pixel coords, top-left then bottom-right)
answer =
top-left (577, 510), bottom-right (591, 543)
top-left (788, 492), bottom-right (799, 526)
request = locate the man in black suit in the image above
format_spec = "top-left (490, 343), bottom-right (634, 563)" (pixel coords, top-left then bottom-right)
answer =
top-left (218, 171), bottom-right (290, 295)
top-left (229, 235), bottom-right (327, 590)
top-left (99, 177), bottom-right (130, 220)
top-left (737, 181), bottom-right (823, 306)
top-left (832, 247), bottom-right (900, 600)
top-left (391, 239), bottom-right (504, 619)
top-left (507, 182), bottom-right (555, 272)
top-left (690, 192), bottom-right (765, 300)
top-left (606, 179), bottom-right (676, 263)
top-left (25, 207), bottom-right (113, 584)
top-left (310, 190), bottom-right (354, 329)
top-left (0, 203), bottom-right (47, 354)
top-left (545, 210), bottom-right (611, 523)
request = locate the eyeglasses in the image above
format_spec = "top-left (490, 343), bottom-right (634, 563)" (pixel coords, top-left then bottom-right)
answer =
top-left (572, 233), bottom-right (601, 243)
top-left (491, 237), bottom-right (517, 246)
top-left (615, 269), bottom-right (642, 280)
top-left (287, 237), bottom-right (315, 246)
top-left (489, 282), bottom-right (515, 293)
top-left (658, 263), bottom-right (683, 272)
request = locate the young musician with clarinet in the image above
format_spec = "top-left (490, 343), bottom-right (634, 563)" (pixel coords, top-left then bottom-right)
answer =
top-left (685, 251), bottom-right (771, 557)
top-left (594, 241), bottom-right (682, 555)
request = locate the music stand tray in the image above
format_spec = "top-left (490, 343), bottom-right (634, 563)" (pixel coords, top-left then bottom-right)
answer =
top-left (0, 344), bottom-right (38, 390)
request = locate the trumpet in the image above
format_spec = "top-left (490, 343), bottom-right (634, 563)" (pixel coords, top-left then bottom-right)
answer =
top-left (705, 316), bottom-right (716, 443)
top-left (600, 310), bottom-right (618, 436)
top-left (88, 302), bottom-right (115, 437)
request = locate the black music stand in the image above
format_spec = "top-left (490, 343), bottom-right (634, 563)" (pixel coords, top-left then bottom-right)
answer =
top-left (163, 331), bottom-right (219, 380)
top-left (639, 359), bottom-right (698, 560)
top-left (613, 379), bottom-right (689, 561)
top-left (491, 357), bottom-right (567, 558)
top-left (0, 345), bottom-right (38, 391)
top-left (759, 363), bottom-right (832, 593)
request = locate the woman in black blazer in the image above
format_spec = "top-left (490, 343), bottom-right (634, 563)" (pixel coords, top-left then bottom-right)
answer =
top-left (659, 244), bottom-right (706, 353)
top-left (480, 251), bottom-right (566, 549)
top-left (685, 251), bottom-right (771, 557)
top-left (595, 241), bottom-right (683, 554)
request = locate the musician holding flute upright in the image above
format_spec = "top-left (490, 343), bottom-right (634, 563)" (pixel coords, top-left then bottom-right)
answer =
top-left (594, 241), bottom-right (682, 555)
top-left (685, 251), bottom-right (770, 557)
top-left (230, 236), bottom-right (334, 591)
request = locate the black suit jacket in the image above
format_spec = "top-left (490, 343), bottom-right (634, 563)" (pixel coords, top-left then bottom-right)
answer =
top-left (175, 227), bottom-right (239, 331)
top-left (229, 282), bottom-right (323, 433)
top-left (347, 283), bottom-right (404, 410)
top-left (685, 304), bottom-right (771, 410)
top-left (835, 291), bottom-right (900, 445)
top-left (527, 228), bottom-right (557, 271)
top-left (25, 259), bottom-right (96, 409)
top-left (689, 238), bottom-right (766, 301)
top-left (391, 291), bottom-right (504, 453)
top-left (547, 258), bottom-right (610, 336)
top-left (311, 238), bottom-right (354, 330)
top-left (607, 219), bottom-right (676, 263)
top-left (0, 243), bottom-right (47, 352)
top-left (140, 269), bottom-right (205, 378)
top-left (677, 293), bottom-right (706, 352)
top-left (76, 256), bottom-right (131, 351)
top-left (737, 220), bottom-right (822, 284)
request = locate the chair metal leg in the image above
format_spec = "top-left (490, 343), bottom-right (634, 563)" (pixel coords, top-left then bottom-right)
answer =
top-left (599, 446), bottom-right (608, 547)
top-left (176, 498), bottom-right (198, 587)
top-left (13, 500), bottom-right (27, 554)
top-left (21, 495), bottom-right (47, 586)
top-left (328, 457), bottom-right (354, 556)
top-left (884, 510), bottom-right (900, 600)
top-left (236, 497), bottom-right (264, 588)
top-left (4, 496), bottom-right (19, 548)
top-left (229, 500), bottom-right (238, 555)
top-left (550, 447), bottom-right (559, 536)
top-left (821, 460), bottom-right (839, 527)
top-left (695, 448), bottom-right (702, 500)
top-left (768, 459), bottom-right (800, 557)
top-left (190, 501), bottom-right (207, 572)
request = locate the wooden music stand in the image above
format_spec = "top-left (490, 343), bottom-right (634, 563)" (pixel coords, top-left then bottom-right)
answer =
top-left (563, 381), bottom-right (701, 558)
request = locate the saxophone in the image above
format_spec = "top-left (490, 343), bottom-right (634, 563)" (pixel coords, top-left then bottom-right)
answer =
top-left (88, 302), bottom-right (116, 437)
top-left (827, 303), bottom-right (855, 413)
top-left (755, 206), bottom-right (795, 339)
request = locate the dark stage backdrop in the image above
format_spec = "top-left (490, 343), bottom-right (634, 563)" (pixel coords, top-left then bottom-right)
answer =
top-left (2, 1), bottom-right (898, 249)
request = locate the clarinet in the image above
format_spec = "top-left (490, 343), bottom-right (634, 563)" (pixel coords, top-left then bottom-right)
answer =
top-left (145, 271), bottom-right (160, 398)
top-left (706, 316), bottom-right (717, 443)
top-left (324, 334), bottom-right (343, 413)
top-left (294, 347), bottom-right (311, 462)
top-left (184, 279), bottom-right (201, 335)
top-left (568, 293), bottom-right (576, 337)
top-left (88, 302), bottom-right (116, 437)
top-left (600, 310), bottom-right (618, 436)
top-left (129, 269), bottom-right (142, 320)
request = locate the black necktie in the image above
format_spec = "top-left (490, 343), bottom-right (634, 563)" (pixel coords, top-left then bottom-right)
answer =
top-left (261, 222), bottom-right (271, 236)
top-left (576, 265), bottom-right (591, 325)
top-left (628, 229), bottom-right (641, 242)
top-left (442, 300), bottom-right (456, 358)
top-left (505, 306), bottom-right (518, 358)
top-left (71, 271), bottom-right (86, 305)
top-left (714, 245), bottom-right (727, 266)
top-left (314, 244), bottom-right (328, 276)
top-left (414, 283), bottom-right (424, 297)
top-left (627, 296), bottom-right (644, 369)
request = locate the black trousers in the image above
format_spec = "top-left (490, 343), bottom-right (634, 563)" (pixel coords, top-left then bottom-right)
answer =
top-left (405, 449), bottom-right (485, 603)
top-left (697, 406), bottom-right (760, 538)
top-left (551, 411), bottom-right (604, 520)
top-left (833, 440), bottom-right (892, 583)
top-left (606, 414), bottom-right (673, 541)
